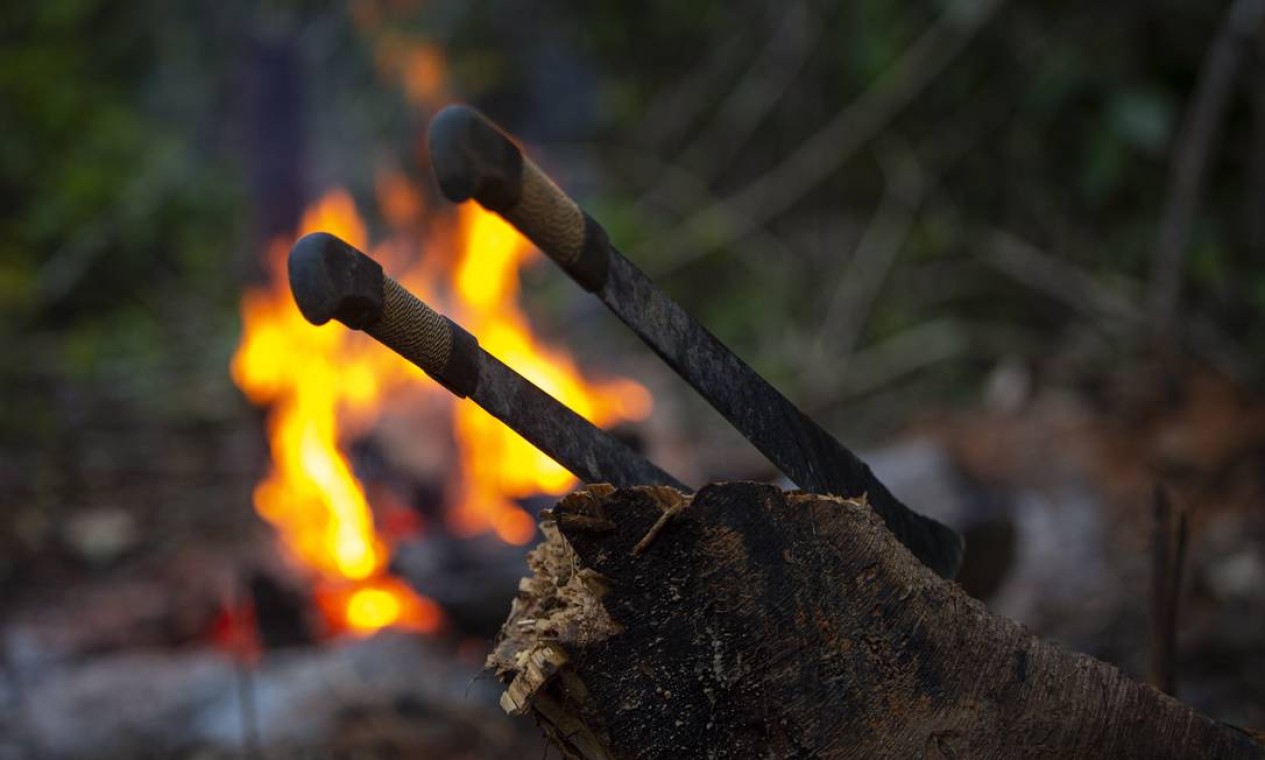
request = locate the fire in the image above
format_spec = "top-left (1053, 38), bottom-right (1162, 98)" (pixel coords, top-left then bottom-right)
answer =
top-left (374, 36), bottom-right (449, 106)
top-left (319, 577), bottom-right (445, 636)
top-left (232, 191), bottom-right (428, 635)
top-left (449, 206), bottom-right (651, 543)
top-left (231, 186), bottom-right (650, 636)
top-left (233, 192), bottom-right (386, 583)
top-left (231, 8), bottom-right (649, 637)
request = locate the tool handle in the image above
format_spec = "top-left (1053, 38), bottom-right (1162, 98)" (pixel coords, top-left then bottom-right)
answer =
top-left (427, 105), bottom-right (964, 578)
top-left (288, 232), bottom-right (481, 397)
top-left (289, 232), bottom-right (686, 491)
top-left (428, 104), bottom-right (611, 292)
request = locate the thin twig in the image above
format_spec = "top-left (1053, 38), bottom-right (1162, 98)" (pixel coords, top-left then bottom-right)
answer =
top-left (581, 143), bottom-right (798, 272)
top-left (37, 220), bottom-right (114, 307)
top-left (235, 655), bottom-right (261, 760)
top-left (804, 318), bottom-right (971, 410)
top-left (637, 0), bottom-right (1008, 273)
top-left (1149, 0), bottom-right (1265, 329)
top-left (984, 231), bottom-right (1140, 327)
top-left (617, 1), bottom-right (823, 265)
top-left (1247, 24), bottom-right (1265, 260)
top-left (812, 140), bottom-right (924, 373)
top-left (637, 19), bottom-right (757, 151)
top-left (228, 575), bottom-right (261, 760)
top-left (675, 0), bottom-right (825, 183)
top-left (981, 230), bottom-right (1258, 382)
top-left (1148, 485), bottom-right (1188, 697)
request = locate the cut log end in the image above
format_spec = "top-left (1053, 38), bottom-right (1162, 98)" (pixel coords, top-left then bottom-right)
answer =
top-left (488, 482), bottom-right (1263, 760)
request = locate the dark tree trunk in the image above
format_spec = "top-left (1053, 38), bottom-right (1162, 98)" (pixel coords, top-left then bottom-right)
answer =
top-left (488, 482), bottom-right (1263, 759)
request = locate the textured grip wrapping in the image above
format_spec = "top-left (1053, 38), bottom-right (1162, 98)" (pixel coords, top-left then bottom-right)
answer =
top-left (429, 105), bottom-right (611, 291)
top-left (503, 159), bottom-right (611, 292)
top-left (504, 160), bottom-right (585, 262)
top-left (367, 278), bottom-right (452, 374)
top-left (366, 278), bottom-right (481, 397)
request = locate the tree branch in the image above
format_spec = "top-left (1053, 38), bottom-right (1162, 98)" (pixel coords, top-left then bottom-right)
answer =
top-left (674, 0), bottom-right (825, 182)
top-left (1150, 0), bottom-right (1265, 328)
top-left (634, 0), bottom-right (1007, 271)
top-left (812, 140), bottom-right (924, 373)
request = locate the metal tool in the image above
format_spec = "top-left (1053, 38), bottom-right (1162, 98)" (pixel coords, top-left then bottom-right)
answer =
top-left (288, 231), bottom-right (686, 492)
top-left (427, 104), bottom-right (963, 578)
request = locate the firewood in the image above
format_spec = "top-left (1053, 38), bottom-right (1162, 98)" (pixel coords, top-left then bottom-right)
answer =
top-left (488, 482), bottom-right (1263, 759)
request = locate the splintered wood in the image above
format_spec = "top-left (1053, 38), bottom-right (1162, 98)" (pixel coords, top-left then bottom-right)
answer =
top-left (488, 482), bottom-right (1263, 759)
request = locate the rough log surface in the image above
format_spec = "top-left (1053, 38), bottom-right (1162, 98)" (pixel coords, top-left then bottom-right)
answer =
top-left (488, 482), bottom-right (1263, 759)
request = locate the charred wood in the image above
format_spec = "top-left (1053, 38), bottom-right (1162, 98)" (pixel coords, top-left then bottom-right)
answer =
top-left (489, 482), bottom-right (1262, 759)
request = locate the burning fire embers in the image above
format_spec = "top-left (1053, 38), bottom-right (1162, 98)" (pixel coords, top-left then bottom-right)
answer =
top-left (231, 187), bottom-right (651, 638)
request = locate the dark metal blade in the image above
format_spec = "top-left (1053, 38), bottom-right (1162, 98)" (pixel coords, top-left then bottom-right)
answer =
top-left (471, 349), bottom-right (688, 492)
top-left (601, 248), bottom-right (964, 577)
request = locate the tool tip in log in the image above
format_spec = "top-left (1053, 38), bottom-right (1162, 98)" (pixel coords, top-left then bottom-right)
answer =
top-left (287, 232), bottom-right (384, 329)
top-left (489, 482), bottom-right (1263, 760)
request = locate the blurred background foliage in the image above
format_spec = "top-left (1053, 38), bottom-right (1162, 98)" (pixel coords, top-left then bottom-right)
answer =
top-left (1, 1), bottom-right (244, 428)
top-left (4, 3), bottom-right (1265, 746)
top-left (373, 0), bottom-right (1265, 431)
top-left (1, 0), bottom-right (1262, 552)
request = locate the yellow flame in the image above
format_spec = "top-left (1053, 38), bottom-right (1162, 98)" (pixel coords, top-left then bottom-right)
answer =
top-left (349, 588), bottom-right (399, 631)
top-left (447, 205), bottom-right (652, 544)
top-left (232, 190), bottom-right (433, 632)
top-left (320, 577), bottom-right (444, 637)
top-left (231, 15), bottom-right (653, 637)
top-left (230, 185), bottom-right (652, 634)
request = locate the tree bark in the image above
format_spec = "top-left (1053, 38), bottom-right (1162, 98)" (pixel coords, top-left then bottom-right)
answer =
top-left (487, 482), bottom-right (1263, 759)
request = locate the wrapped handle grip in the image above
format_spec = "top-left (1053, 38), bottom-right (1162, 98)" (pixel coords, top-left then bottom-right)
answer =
top-left (428, 104), bottom-right (610, 291)
top-left (288, 232), bottom-right (480, 397)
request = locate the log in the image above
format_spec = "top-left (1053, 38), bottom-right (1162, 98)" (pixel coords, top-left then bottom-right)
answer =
top-left (487, 482), bottom-right (1263, 759)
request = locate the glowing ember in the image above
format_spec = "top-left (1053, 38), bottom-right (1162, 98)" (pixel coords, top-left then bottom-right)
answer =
top-left (349, 588), bottom-right (399, 629)
top-left (311, 576), bottom-right (444, 637)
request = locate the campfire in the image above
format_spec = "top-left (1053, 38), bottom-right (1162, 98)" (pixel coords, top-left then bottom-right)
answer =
top-left (230, 182), bottom-right (651, 638)
top-left (9, 2), bottom-right (1265, 756)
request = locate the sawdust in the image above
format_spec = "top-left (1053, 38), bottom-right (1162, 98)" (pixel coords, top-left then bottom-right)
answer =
top-left (486, 487), bottom-right (627, 716)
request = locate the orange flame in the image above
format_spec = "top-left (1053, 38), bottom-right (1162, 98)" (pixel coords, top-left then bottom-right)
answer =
top-left (448, 206), bottom-right (651, 543)
top-left (231, 184), bottom-right (650, 636)
top-left (232, 190), bottom-right (440, 635)
top-left (231, 13), bottom-right (649, 637)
